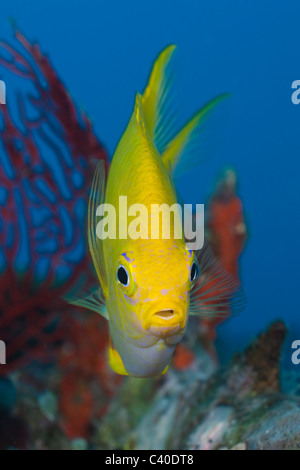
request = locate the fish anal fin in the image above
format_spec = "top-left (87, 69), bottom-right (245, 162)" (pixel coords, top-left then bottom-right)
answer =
top-left (108, 341), bottom-right (128, 376)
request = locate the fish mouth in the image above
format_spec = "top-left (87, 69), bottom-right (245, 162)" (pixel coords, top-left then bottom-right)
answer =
top-left (142, 305), bottom-right (186, 339)
top-left (153, 309), bottom-right (175, 320)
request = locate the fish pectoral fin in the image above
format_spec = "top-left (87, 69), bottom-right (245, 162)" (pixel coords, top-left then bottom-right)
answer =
top-left (66, 160), bottom-right (108, 316)
top-left (162, 94), bottom-right (229, 178)
top-left (189, 243), bottom-right (246, 318)
top-left (64, 287), bottom-right (108, 319)
top-left (108, 341), bottom-right (128, 376)
top-left (88, 160), bottom-right (108, 296)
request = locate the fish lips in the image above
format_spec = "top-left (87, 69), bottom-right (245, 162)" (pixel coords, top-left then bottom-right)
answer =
top-left (143, 307), bottom-right (187, 341)
top-left (148, 325), bottom-right (185, 345)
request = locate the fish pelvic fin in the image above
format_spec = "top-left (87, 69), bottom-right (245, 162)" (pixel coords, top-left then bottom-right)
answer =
top-left (108, 340), bottom-right (128, 376)
top-left (162, 93), bottom-right (229, 177)
top-left (88, 160), bottom-right (108, 297)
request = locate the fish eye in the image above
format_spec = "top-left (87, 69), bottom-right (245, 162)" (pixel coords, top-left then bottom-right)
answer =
top-left (190, 260), bottom-right (199, 283)
top-left (117, 265), bottom-right (130, 287)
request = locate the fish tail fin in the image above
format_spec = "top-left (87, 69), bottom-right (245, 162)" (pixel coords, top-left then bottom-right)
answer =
top-left (140, 44), bottom-right (177, 151)
top-left (140, 45), bottom-right (229, 177)
top-left (161, 93), bottom-right (229, 177)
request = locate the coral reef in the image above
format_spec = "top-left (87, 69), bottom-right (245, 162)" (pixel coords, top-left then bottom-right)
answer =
top-left (58, 314), bottom-right (122, 438)
top-left (1, 321), bottom-right (296, 450)
top-left (90, 322), bottom-right (300, 451)
top-left (0, 29), bottom-right (249, 443)
top-left (173, 167), bottom-right (247, 366)
top-left (1, 29), bottom-right (295, 452)
top-left (201, 168), bottom-right (247, 344)
top-left (0, 28), bottom-right (115, 441)
top-left (0, 26), bottom-right (108, 373)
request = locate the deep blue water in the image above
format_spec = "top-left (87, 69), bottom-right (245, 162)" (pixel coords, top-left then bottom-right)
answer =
top-left (0, 0), bottom-right (299, 366)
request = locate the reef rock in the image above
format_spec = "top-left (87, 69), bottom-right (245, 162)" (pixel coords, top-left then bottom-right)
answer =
top-left (93, 321), bottom-right (300, 450)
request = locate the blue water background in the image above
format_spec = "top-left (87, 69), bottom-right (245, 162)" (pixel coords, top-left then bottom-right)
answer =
top-left (0, 0), bottom-right (299, 367)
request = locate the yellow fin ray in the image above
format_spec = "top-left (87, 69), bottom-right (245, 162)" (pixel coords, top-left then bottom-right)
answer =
top-left (189, 244), bottom-right (246, 318)
top-left (141, 44), bottom-right (177, 152)
top-left (88, 160), bottom-right (108, 297)
top-left (64, 288), bottom-right (108, 319)
top-left (109, 341), bottom-right (128, 375)
top-left (162, 94), bottom-right (229, 177)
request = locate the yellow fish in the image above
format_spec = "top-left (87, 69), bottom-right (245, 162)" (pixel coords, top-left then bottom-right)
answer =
top-left (73, 46), bottom-right (245, 378)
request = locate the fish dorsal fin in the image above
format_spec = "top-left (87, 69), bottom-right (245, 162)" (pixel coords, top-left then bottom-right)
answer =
top-left (161, 94), bottom-right (229, 178)
top-left (88, 160), bottom-right (108, 297)
top-left (141, 44), bottom-right (177, 152)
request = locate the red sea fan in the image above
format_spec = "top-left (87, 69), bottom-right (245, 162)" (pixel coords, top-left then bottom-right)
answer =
top-left (0, 27), bottom-right (108, 374)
